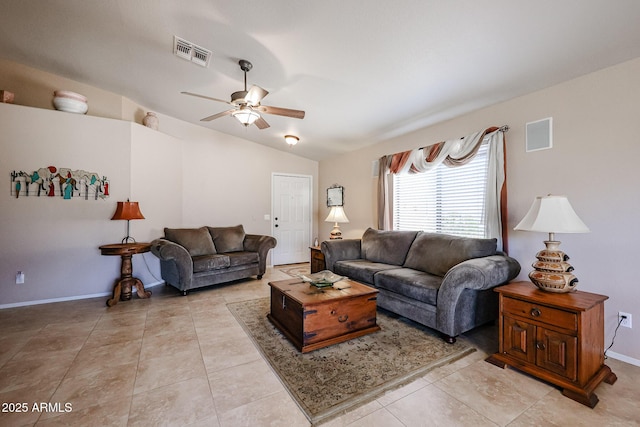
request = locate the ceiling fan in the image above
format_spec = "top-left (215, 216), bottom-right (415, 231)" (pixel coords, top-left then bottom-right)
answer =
top-left (182, 59), bottom-right (305, 129)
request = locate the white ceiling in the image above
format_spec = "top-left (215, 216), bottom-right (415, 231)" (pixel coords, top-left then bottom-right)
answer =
top-left (2, 1), bottom-right (640, 160)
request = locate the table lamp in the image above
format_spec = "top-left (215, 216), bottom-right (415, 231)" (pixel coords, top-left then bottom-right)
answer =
top-left (111, 199), bottom-right (145, 243)
top-left (325, 206), bottom-right (349, 240)
top-left (514, 195), bottom-right (589, 292)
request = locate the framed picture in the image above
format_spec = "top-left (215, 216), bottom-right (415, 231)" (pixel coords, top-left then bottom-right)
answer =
top-left (327, 186), bottom-right (344, 207)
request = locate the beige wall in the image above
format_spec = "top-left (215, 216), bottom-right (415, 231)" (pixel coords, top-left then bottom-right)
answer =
top-left (319, 58), bottom-right (640, 362)
top-left (0, 63), bottom-right (318, 307)
top-left (0, 59), bottom-right (124, 120)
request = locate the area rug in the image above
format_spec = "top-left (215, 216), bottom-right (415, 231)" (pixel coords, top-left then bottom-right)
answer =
top-left (227, 297), bottom-right (474, 425)
top-left (275, 262), bottom-right (311, 278)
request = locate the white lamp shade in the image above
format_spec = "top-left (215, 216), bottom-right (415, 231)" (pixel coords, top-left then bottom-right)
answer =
top-left (325, 206), bottom-right (349, 223)
top-left (232, 107), bottom-right (260, 125)
top-left (514, 195), bottom-right (589, 233)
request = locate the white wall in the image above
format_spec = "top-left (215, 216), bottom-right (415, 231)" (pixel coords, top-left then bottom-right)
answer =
top-left (318, 57), bottom-right (640, 362)
top-left (0, 64), bottom-right (318, 307)
top-left (0, 104), bottom-right (131, 304)
top-left (157, 114), bottom-right (318, 236)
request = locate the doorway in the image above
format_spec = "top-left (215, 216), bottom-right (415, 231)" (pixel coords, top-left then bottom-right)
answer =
top-left (271, 173), bottom-right (312, 265)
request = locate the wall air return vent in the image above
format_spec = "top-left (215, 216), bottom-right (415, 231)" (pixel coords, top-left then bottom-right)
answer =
top-left (173, 36), bottom-right (212, 68)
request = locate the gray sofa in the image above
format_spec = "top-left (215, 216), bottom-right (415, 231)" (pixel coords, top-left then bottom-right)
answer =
top-left (150, 225), bottom-right (276, 295)
top-left (321, 228), bottom-right (520, 343)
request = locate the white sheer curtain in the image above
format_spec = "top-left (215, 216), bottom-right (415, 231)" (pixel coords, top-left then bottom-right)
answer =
top-left (484, 130), bottom-right (505, 250)
top-left (377, 127), bottom-right (506, 251)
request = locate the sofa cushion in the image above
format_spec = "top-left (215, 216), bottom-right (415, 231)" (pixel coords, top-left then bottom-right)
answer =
top-left (208, 225), bottom-right (245, 253)
top-left (164, 227), bottom-right (217, 256)
top-left (361, 228), bottom-right (418, 266)
top-left (333, 259), bottom-right (399, 284)
top-left (223, 251), bottom-right (259, 267)
top-left (192, 254), bottom-right (230, 273)
top-left (404, 232), bottom-right (497, 277)
top-left (374, 268), bottom-right (442, 306)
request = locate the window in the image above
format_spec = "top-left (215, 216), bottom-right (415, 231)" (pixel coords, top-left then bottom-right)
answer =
top-left (393, 142), bottom-right (489, 237)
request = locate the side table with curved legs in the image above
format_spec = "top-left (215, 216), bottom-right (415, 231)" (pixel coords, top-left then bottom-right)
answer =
top-left (99, 243), bottom-right (152, 307)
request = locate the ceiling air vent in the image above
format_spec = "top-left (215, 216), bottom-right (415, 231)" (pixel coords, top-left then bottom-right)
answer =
top-left (173, 36), bottom-right (212, 68)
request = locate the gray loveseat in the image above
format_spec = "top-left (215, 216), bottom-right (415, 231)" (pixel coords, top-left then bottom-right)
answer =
top-left (322, 228), bottom-right (520, 343)
top-left (150, 225), bottom-right (276, 295)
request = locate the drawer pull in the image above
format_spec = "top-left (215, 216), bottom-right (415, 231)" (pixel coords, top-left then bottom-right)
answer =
top-left (282, 295), bottom-right (286, 310)
top-left (338, 314), bottom-right (349, 323)
top-left (536, 341), bottom-right (546, 350)
top-left (530, 308), bottom-right (542, 317)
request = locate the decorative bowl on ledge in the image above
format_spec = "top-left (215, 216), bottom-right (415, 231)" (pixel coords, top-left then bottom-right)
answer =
top-left (53, 90), bottom-right (88, 114)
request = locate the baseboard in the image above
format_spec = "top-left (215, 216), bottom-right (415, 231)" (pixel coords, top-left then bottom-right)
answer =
top-left (0, 281), bottom-right (164, 309)
top-left (606, 351), bottom-right (640, 367)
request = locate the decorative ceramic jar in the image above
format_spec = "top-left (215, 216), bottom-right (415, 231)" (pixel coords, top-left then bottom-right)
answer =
top-left (143, 112), bottom-right (159, 130)
top-left (1, 90), bottom-right (14, 103)
top-left (53, 90), bottom-right (88, 114)
top-left (529, 246), bottom-right (579, 292)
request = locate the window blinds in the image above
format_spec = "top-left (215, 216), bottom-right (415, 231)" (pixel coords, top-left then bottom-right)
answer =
top-left (393, 142), bottom-right (489, 238)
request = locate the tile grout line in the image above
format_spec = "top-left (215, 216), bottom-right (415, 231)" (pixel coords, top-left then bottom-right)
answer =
top-left (190, 295), bottom-right (224, 426)
top-left (35, 311), bottom-right (105, 425)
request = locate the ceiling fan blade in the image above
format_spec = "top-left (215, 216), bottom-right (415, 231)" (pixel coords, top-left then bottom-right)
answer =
top-left (245, 85), bottom-right (269, 105)
top-left (182, 91), bottom-right (231, 105)
top-left (254, 116), bottom-right (270, 129)
top-left (200, 109), bottom-right (235, 122)
top-left (258, 105), bottom-right (305, 119)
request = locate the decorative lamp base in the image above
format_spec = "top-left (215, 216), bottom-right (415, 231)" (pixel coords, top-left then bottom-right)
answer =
top-left (329, 223), bottom-right (342, 240)
top-left (529, 240), bottom-right (578, 293)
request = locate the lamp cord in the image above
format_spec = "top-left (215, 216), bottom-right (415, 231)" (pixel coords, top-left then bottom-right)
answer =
top-left (604, 316), bottom-right (624, 359)
top-left (141, 252), bottom-right (163, 283)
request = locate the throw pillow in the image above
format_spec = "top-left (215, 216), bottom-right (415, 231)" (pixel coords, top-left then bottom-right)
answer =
top-left (164, 227), bottom-right (217, 256)
top-left (207, 225), bottom-right (246, 253)
top-left (404, 232), bottom-right (497, 277)
top-left (361, 228), bottom-right (419, 266)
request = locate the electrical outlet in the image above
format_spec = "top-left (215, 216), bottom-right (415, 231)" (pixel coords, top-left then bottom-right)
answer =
top-left (16, 271), bottom-right (25, 284)
top-left (619, 312), bottom-right (632, 328)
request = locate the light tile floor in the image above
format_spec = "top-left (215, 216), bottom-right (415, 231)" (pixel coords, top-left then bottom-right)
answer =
top-left (0, 266), bottom-right (638, 426)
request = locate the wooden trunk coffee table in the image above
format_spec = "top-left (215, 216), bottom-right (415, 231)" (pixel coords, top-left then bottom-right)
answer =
top-left (267, 278), bottom-right (380, 353)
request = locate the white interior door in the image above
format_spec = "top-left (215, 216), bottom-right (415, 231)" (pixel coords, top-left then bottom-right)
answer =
top-left (271, 174), bottom-right (312, 265)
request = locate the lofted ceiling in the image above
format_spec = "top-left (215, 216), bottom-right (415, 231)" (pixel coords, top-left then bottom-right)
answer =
top-left (2, 1), bottom-right (640, 160)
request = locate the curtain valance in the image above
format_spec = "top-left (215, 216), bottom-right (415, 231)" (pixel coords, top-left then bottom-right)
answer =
top-left (386, 126), bottom-right (499, 175)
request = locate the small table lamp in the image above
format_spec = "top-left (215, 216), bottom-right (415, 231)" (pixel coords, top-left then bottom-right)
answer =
top-left (514, 195), bottom-right (589, 292)
top-left (111, 200), bottom-right (145, 243)
top-left (325, 206), bottom-right (349, 240)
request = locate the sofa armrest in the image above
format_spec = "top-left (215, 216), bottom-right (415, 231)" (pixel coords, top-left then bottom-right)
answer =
top-left (150, 238), bottom-right (193, 288)
top-left (321, 239), bottom-right (362, 271)
top-left (436, 255), bottom-right (521, 336)
top-left (244, 234), bottom-right (277, 276)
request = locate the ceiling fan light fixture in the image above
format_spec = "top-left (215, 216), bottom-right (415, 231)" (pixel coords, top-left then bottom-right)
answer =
top-left (284, 135), bottom-right (299, 146)
top-left (231, 107), bottom-right (260, 126)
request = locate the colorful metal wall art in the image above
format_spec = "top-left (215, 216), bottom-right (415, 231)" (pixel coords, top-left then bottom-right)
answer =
top-left (10, 166), bottom-right (109, 200)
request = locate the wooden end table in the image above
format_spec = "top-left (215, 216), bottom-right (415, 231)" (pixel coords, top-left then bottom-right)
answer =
top-left (99, 242), bottom-right (152, 307)
top-left (309, 246), bottom-right (326, 273)
top-left (267, 278), bottom-right (380, 353)
top-left (486, 281), bottom-right (617, 408)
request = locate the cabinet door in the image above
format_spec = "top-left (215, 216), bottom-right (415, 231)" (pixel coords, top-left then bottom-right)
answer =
top-left (310, 249), bottom-right (326, 273)
top-left (536, 328), bottom-right (577, 380)
top-left (503, 315), bottom-right (536, 363)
